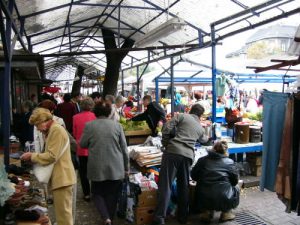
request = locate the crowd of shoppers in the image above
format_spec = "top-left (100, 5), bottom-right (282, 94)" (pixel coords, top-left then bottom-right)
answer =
top-left (14, 91), bottom-right (240, 225)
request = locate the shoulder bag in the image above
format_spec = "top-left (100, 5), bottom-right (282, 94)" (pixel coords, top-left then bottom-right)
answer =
top-left (33, 139), bottom-right (70, 184)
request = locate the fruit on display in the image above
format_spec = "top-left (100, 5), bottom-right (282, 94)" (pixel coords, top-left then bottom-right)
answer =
top-left (119, 117), bottom-right (148, 131)
top-left (247, 111), bottom-right (263, 122)
top-left (131, 106), bottom-right (138, 112)
top-left (124, 111), bottom-right (134, 119)
top-left (160, 98), bottom-right (170, 107)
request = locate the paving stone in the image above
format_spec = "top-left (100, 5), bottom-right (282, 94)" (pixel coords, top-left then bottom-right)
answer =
top-left (47, 180), bottom-right (300, 225)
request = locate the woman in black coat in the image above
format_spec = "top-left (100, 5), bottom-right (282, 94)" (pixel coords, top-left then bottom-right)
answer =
top-left (191, 140), bottom-right (240, 223)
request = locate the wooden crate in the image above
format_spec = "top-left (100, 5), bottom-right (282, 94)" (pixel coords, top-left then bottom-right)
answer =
top-left (125, 130), bottom-right (151, 146)
top-left (137, 190), bottom-right (157, 207)
top-left (125, 130), bottom-right (151, 136)
top-left (250, 165), bottom-right (262, 177)
top-left (246, 153), bottom-right (262, 166)
top-left (135, 206), bottom-right (155, 225)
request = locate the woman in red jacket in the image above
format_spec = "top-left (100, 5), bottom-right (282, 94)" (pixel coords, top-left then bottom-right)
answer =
top-left (73, 97), bottom-right (96, 201)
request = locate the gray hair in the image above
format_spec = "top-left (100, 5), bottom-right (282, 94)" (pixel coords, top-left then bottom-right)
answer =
top-left (115, 95), bottom-right (124, 104)
top-left (80, 97), bottom-right (95, 111)
top-left (105, 95), bottom-right (115, 104)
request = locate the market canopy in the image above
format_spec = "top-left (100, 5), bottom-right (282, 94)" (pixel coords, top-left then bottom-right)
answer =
top-left (2, 0), bottom-right (300, 80)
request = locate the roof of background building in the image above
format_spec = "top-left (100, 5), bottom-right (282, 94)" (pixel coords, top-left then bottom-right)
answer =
top-left (246, 25), bottom-right (297, 44)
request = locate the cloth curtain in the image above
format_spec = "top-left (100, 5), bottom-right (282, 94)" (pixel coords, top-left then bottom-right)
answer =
top-left (260, 91), bottom-right (289, 191)
top-left (275, 98), bottom-right (293, 211)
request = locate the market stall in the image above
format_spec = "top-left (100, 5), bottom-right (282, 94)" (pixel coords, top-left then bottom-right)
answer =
top-left (0, 153), bottom-right (51, 225)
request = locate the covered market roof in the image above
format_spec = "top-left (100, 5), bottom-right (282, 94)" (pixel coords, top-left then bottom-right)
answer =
top-left (2, 0), bottom-right (300, 80)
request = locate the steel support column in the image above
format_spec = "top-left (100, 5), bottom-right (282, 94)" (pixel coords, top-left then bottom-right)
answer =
top-left (155, 78), bottom-right (159, 103)
top-left (136, 66), bottom-right (140, 110)
top-left (121, 70), bottom-right (125, 96)
top-left (170, 57), bottom-right (174, 117)
top-left (1, 0), bottom-right (13, 166)
top-left (211, 25), bottom-right (217, 123)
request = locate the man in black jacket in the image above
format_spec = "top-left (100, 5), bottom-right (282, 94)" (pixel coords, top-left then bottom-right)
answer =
top-left (131, 95), bottom-right (166, 136)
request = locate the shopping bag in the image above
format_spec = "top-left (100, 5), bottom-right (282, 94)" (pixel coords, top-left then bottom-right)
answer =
top-left (33, 139), bottom-right (69, 184)
top-left (117, 179), bottom-right (128, 218)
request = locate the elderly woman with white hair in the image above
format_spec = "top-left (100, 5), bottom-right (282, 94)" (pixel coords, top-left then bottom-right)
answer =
top-left (105, 95), bottom-right (125, 121)
top-left (21, 108), bottom-right (76, 225)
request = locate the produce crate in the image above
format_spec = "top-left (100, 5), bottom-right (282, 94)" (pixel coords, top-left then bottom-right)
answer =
top-left (125, 130), bottom-right (152, 136)
top-left (125, 130), bottom-right (151, 146)
top-left (135, 206), bottom-right (155, 225)
top-left (137, 190), bottom-right (157, 207)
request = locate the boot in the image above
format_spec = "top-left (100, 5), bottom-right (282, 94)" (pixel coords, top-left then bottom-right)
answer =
top-left (199, 210), bottom-right (213, 223)
top-left (220, 210), bottom-right (236, 222)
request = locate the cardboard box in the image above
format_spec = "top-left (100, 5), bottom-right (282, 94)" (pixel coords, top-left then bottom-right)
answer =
top-left (138, 190), bottom-right (157, 207)
top-left (135, 206), bottom-right (155, 225)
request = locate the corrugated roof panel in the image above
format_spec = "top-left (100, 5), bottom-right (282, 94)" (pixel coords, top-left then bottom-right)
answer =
top-left (11, 0), bottom-right (300, 79)
top-left (15, 0), bottom-right (71, 16)
top-left (24, 7), bottom-right (70, 36)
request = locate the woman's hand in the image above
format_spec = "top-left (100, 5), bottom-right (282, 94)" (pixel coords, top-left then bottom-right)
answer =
top-left (21, 152), bottom-right (32, 161)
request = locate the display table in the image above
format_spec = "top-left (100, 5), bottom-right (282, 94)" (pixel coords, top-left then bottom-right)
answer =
top-left (228, 142), bottom-right (263, 154)
top-left (194, 142), bottom-right (263, 166)
top-left (125, 130), bottom-right (152, 145)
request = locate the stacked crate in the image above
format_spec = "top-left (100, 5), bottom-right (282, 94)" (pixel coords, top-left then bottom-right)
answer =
top-left (135, 190), bottom-right (157, 225)
top-left (246, 152), bottom-right (262, 176)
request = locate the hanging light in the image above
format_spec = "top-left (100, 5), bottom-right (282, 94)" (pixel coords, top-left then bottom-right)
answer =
top-left (134, 17), bottom-right (186, 48)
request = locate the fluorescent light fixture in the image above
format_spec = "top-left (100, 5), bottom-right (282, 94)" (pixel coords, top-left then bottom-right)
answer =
top-left (288, 24), bottom-right (300, 56)
top-left (135, 17), bottom-right (186, 48)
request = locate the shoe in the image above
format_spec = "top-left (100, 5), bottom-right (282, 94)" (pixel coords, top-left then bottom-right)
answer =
top-left (199, 210), bottom-right (213, 223)
top-left (238, 180), bottom-right (244, 189)
top-left (84, 195), bottom-right (91, 202)
top-left (219, 211), bottom-right (236, 222)
top-left (103, 219), bottom-right (111, 225)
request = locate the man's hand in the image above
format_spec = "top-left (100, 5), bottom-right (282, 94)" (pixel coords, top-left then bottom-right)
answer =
top-left (21, 152), bottom-right (32, 161)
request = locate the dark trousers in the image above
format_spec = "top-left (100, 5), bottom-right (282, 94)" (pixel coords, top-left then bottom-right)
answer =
top-left (92, 180), bottom-right (122, 221)
top-left (78, 156), bottom-right (90, 196)
top-left (154, 152), bottom-right (192, 223)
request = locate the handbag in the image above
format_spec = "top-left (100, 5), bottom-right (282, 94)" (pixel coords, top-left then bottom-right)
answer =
top-left (33, 139), bottom-right (70, 184)
top-left (66, 131), bottom-right (79, 170)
